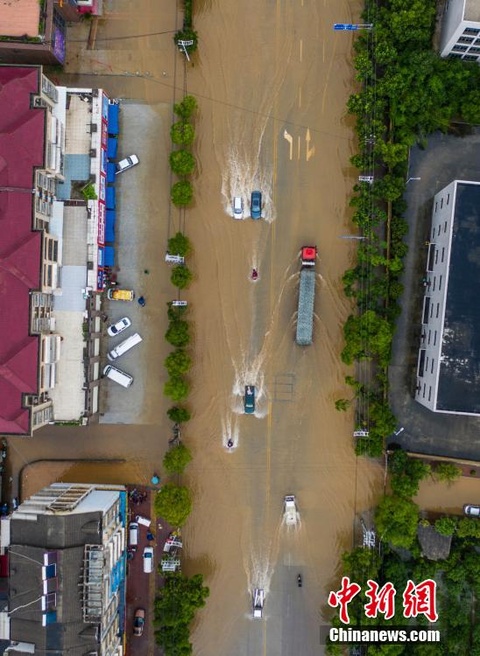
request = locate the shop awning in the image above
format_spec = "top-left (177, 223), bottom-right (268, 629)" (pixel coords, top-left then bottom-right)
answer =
top-left (106, 186), bottom-right (116, 210)
top-left (107, 137), bottom-right (118, 160)
top-left (104, 246), bottom-right (115, 266)
top-left (107, 162), bottom-right (117, 183)
top-left (108, 102), bottom-right (120, 136)
top-left (105, 210), bottom-right (116, 243)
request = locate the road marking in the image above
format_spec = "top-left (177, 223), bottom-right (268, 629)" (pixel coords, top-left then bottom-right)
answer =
top-left (298, 86), bottom-right (302, 108)
top-left (297, 135), bottom-right (301, 160)
top-left (299, 39), bottom-right (303, 62)
top-left (305, 128), bottom-right (316, 161)
top-left (283, 129), bottom-right (293, 160)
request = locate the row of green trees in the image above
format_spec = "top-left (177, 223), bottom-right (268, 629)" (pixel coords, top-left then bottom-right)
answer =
top-left (170, 96), bottom-right (198, 208)
top-left (153, 90), bottom-right (204, 655)
top-left (338, 0), bottom-right (480, 457)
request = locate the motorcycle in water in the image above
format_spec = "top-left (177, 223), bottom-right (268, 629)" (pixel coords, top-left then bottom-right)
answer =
top-left (251, 268), bottom-right (258, 281)
top-left (297, 574), bottom-right (303, 588)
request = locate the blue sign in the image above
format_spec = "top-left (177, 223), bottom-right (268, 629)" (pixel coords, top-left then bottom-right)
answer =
top-left (334, 23), bottom-right (358, 31)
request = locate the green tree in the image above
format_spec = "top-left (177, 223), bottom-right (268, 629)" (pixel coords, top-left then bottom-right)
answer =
top-left (171, 180), bottom-right (193, 206)
top-left (170, 121), bottom-right (195, 146)
top-left (434, 516), bottom-right (457, 536)
top-left (82, 182), bottom-right (97, 200)
top-left (174, 95), bottom-right (198, 120)
top-left (434, 462), bottom-right (462, 484)
top-left (389, 451), bottom-right (431, 498)
top-left (457, 518), bottom-right (480, 539)
top-left (168, 232), bottom-right (192, 257)
top-left (163, 442), bottom-right (193, 475)
top-left (164, 377), bottom-right (189, 402)
top-left (375, 495), bottom-right (419, 548)
top-left (154, 483), bottom-right (193, 526)
top-left (171, 265), bottom-right (193, 289)
top-left (334, 399), bottom-right (351, 412)
top-left (164, 349), bottom-right (192, 377)
top-left (167, 406), bottom-right (191, 423)
top-left (165, 320), bottom-right (190, 347)
top-left (169, 150), bottom-right (196, 176)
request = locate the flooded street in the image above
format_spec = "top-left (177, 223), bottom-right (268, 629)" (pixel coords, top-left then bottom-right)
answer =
top-left (7, 1), bottom-right (384, 654)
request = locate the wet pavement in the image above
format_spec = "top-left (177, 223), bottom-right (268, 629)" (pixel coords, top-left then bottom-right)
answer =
top-left (389, 127), bottom-right (480, 460)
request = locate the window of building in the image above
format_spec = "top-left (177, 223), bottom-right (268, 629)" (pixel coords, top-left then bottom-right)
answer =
top-left (428, 330), bottom-right (431, 345)
top-left (423, 384), bottom-right (426, 398)
top-left (423, 297), bottom-right (431, 324)
top-left (435, 202), bottom-right (438, 212)
top-left (441, 247), bottom-right (445, 262)
top-left (469, 46), bottom-right (480, 53)
top-left (453, 45), bottom-right (468, 52)
top-left (432, 277), bottom-right (436, 291)
top-left (434, 331), bottom-right (437, 346)
top-left (438, 275), bottom-right (442, 291)
top-left (418, 349), bottom-right (426, 377)
top-left (430, 303), bottom-right (434, 318)
top-left (431, 359), bottom-right (435, 374)
top-left (444, 220), bottom-right (447, 233)
top-left (428, 386), bottom-right (432, 402)
top-left (448, 53), bottom-right (463, 58)
top-left (464, 28), bottom-right (480, 35)
top-left (437, 225), bottom-right (441, 236)
top-left (440, 198), bottom-right (444, 209)
top-left (436, 303), bottom-right (440, 318)
top-left (435, 249), bottom-right (439, 264)
top-left (446, 194), bottom-right (450, 204)
top-left (464, 54), bottom-right (479, 61)
top-left (459, 36), bottom-right (474, 43)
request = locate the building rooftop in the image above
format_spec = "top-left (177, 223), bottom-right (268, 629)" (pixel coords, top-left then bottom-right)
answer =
top-left (0, 67), bottom-right (45, 434)
top-left (437, 182), bottom-right (480, 413)
top-left (0, 0), bottom-right (41, 38)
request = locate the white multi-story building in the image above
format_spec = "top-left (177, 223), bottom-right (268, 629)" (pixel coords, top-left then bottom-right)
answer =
top-left (0, 483), bottom-right (127, 655)
top-left (415, 180), bottom-right (480, 414)
top-left (440, 0), bottom-right (480, 62)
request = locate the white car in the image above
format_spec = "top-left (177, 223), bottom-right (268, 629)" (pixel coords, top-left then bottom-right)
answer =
top-left (232, 197), bottom-right (244, 220)
top-left (116, 154), bottom-right (139, 174)
top-left (107, 317), bottom-right (132, 337)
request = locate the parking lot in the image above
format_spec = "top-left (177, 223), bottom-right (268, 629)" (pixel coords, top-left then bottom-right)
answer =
top-left (389, 127), bottom-right (480, 460)
top-left (99, 101), bottom-right (175, 425)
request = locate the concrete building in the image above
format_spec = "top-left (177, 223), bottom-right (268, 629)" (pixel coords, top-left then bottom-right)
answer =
top-left (0, 0), bottom-right (80, 67)
top-left (440, 0), bottom-right (480, 62)
top-left (0, 65), bottom-right (120, 434)
top-left (0, 483), bottom-right (127, 655)
top-left (415, 180), bottom-right (480, 415)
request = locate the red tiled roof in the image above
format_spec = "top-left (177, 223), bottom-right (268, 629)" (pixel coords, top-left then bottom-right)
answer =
top-left (0, 67), bottom-right (45, 434)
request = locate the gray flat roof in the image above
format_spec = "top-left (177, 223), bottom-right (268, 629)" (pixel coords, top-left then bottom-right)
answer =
top-left (437, 182), bottom-right (480, 413)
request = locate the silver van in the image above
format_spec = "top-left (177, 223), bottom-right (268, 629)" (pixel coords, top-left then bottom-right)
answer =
top-left (129, 522), bottom-right (139, 546)
top-left (103, 364), bottom-right (134, 388)
top-left (107, 332), bottom-right (143, 362)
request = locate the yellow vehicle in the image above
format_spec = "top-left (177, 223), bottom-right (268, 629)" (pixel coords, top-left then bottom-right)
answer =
top-left (107, 288), bottom-right (135, 302)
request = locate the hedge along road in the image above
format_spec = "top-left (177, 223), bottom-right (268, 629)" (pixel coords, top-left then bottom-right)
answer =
top-left (6, 2), bottom-right (383, 656)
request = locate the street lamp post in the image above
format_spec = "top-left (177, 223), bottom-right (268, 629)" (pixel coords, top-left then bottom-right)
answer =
top-left (406, 177), bottom-right (421, 184)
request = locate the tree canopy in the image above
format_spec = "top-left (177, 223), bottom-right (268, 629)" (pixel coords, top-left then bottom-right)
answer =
top-left (154, 483), bottom-right (193, 526)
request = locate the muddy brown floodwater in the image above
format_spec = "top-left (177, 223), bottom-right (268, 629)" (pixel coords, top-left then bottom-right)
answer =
top-left (7, 1), bottom-right (384, 654)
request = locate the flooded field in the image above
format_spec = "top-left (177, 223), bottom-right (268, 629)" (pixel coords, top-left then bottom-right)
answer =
top-left (7, 1), bottom-right (385, 654)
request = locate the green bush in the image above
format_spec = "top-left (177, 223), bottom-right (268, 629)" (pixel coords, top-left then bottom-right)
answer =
top-left (163, 443), bottom-right (193, 475)
top-left (169, 150), bottom-right (196, 176)
top-left (167, 232), bottom-right (192, 257)
top-left (154, 483), bottom-right (192, 526)
top-left (174, 95), bottom-right (198, 120)
top-left (82, 182), bottom-right (97, 200)
top-left (164, 349), bottom-right (192, 377)
top-left (170, 121), bottom-right (195, 146)
top-left (165, 320), bottom-right (190, 347)
top-left (435, 517), bottom-right (457, 537)
top-left (167, 406), bottom-right (191, 423)
top-left (171, 180), bottom-right (193, 207)
top-left (164, 376), bottom-right (189, 402)
top-left (171, 265), bottom-right (193, 289)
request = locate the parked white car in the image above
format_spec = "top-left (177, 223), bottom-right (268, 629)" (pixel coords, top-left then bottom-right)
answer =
top-left (107, 317), bottom-right (132, 337)
top-left (116, 154), bottom-right (139, 174)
